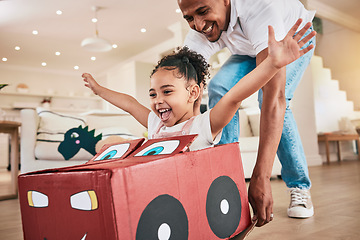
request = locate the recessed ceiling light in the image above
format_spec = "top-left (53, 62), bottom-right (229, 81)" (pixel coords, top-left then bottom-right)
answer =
top-left (41, 62), bottom-right (47, 67)
top-left (56, 10), bottom-right (62, 15)
top-left (74, 66), bottom-right (79, 70)
top-left (112, 44), bottom-right (118, 49)
top-left (92, 18), bottom-right (98, 23)
top-left (55, 52), bottom-right (61, 56)
top-left (15, 46), bottom-right (20, 51)
top-left (32, 30), bottom-right (38, 35)
top-left (140, 28), bottom-right (146, 33)
top-left (175, 8), bottom-right (181, 13)
top-left (2, 58), bottom-right (8, 62)
top-left (91, 56), bottom-right (96, 61)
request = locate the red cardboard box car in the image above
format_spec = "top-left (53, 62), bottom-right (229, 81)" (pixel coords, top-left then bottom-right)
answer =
top-left (18, 135), bottom-right (251, 240)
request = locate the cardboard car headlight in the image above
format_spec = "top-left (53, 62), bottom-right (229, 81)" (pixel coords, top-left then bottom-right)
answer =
top-left (18, 135), bottom-right (252, 239)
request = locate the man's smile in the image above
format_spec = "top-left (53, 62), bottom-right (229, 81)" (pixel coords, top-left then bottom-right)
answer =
top-left (202, 23), bottom-right (214, 35)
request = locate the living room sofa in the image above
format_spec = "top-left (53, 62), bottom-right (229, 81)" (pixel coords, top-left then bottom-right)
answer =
top-left (20, 108), bottom-right (281, 178)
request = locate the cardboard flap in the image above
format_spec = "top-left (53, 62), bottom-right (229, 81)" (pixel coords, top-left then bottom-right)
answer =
top-left (231, 220), bottom-right (257, 240)
top-left (87, 138), bottom-right (145, 164)
top-left (128, 134), bottom-right (198, 158)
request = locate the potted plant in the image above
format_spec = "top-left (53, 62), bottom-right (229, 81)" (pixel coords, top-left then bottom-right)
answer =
top-left (0, 84), bottom-right (8, 90)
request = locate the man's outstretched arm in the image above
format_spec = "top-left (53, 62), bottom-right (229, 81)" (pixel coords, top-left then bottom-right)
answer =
top-left (248, 56), bottom-right (286, 227)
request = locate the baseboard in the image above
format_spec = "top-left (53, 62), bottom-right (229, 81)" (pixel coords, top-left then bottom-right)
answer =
top-left (306, 154), bottom-right (323, 166)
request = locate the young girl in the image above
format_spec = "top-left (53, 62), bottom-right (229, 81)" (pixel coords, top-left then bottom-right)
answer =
top-left (82, 19), bottom-right (315, 151)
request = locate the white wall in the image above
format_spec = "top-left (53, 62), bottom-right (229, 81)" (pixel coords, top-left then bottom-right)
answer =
top-left (105, 61), bottom-right (154, 110)
top-left (103, 60), bottom-right (154, 136)
top-left (292, 60), bottom-right (323, 166)
top-left (0, 66), bottom-right (102, 114)
top-left (0, 66), bottom-right (85, 96)
top-left (315, 19), bottom-right (360, 110)
top-left (134, 62), bottom-right (155, 108)
top-left (308, 19), bottom-right (360, 163)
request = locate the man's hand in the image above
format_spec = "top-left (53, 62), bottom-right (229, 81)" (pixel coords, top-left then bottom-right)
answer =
top-left (268, 18), bottom-right (316, 69)
top-left (248, 175), bottom-right (274, 227)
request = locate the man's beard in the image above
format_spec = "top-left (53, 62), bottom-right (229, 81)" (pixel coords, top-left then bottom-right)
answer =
top-left (207, 29), bottom-right (224, 43)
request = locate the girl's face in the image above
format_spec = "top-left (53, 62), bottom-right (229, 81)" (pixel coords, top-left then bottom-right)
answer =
top-left (149, 68), bottom-right (198, 127)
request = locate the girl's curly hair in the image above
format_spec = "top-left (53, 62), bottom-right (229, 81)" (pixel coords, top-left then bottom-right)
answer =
top-left (151, 46), bottom-right (210, 88)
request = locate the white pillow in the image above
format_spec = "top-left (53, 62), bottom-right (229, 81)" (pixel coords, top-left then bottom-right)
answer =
top-left (247, 112), bottom-right (260, 136)
top-left (239, 109), bottom-right (253, 137)
top-left (36, 108), bottom-right (86, 134)
top-left (35, 108), bottom-right (91, 160)
top-left (35, 109), bottom-right (140, 161)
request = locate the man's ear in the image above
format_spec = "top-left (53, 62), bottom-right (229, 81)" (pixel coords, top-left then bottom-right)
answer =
top-left (188, 84), bottom-right (201, 103)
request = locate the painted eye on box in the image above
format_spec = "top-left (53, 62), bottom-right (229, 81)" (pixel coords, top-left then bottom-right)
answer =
top-left (70, 190), bottom-right (98, 211)
top-left (28, 191), bottom-right (49, 208)
top-left (134, 140), bottom-right (180, 156)
top-left (94, 143), bottom-right (130, 161)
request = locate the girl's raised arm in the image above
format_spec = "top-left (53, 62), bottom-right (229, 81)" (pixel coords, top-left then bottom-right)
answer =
top-left (209, 19), bottom-right (316, 138)
top-left (82, 73), bottom-right (150, 128)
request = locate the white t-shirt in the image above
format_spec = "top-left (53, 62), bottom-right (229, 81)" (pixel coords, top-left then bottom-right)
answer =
top-left (147, 110), bottom-right (222, 151)
top-left (184, 0), bottom-right (316, 60)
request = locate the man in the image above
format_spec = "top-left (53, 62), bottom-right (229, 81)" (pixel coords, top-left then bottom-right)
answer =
top-left (178, 0), bottom-right (316, 227)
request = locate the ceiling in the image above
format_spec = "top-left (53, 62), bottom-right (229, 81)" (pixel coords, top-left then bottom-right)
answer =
top-left (0, 0), bottom-right (183, 75)
top-left (0, 0), bottom-right (359, 76)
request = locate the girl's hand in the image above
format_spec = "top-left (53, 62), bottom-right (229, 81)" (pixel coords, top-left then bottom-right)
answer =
top-left (268, 18), bottom-right (316, 69)
top-left (82, 73), bottom-right (101, 95)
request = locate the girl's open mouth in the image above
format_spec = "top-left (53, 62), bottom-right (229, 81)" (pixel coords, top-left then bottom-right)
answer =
top-left (159, 108), bottom-right (172, 122)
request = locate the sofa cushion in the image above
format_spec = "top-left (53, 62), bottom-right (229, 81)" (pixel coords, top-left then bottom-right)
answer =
top-left (248, 114), bottom-right (260, 136)
top-left (244, 108), bottom-right (261, 136)
top-left (238, 136), bottom-right (259, 152)
top-left (35, 109), bottom-right (140, 161)
top-left (37, 108), bottom-right (86, 133)
top-left (239, 109), bottom-right (253, 137)
top-left (35, 108), bottom-right (90, 160)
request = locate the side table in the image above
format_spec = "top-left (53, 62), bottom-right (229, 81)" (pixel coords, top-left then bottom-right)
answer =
top-left (0, 121), bottom-right (21, 200)
top-left (318, 132), bottom-right (360, 164)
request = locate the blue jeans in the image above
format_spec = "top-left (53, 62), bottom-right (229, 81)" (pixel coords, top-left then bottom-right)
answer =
top-left (208, 28), bottom-right (315, 189)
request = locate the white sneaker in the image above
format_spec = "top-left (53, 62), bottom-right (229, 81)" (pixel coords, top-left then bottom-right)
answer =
top-left (287, 187), bottom-right (314, 218)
